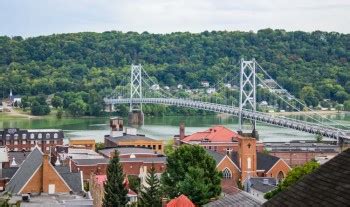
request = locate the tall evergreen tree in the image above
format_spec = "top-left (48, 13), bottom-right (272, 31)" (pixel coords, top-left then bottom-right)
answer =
top-left (103, 150), bottom-right (128, 207)
top-left (139, 164), bottom-right (162, 207)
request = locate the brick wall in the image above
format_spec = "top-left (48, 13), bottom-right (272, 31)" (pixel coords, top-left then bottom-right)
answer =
top-left (269, 151), bottom-right (338, 167)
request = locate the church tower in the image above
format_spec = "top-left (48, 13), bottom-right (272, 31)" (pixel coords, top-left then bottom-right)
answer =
top-left (237, 136), bottom-right (257, 181)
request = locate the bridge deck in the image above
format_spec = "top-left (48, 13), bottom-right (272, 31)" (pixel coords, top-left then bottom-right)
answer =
top-left (104, 98), bottom-right (350, 140)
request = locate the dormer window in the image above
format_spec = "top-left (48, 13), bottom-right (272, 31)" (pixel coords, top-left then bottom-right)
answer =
top-left (38, 133), bottom-right (42, 139)
top-left (22, 134), bottom-right (27, 139)
top-left (54, 133), bottom-right (58, 139)
top-left (14, 134), bottom-right (18, 139)
top-left (6, 134), bottom-right (10, 140)
top-left (30, 133), bottom-right (35, 139)
top-left (46, 133), bottom-right (50, 139)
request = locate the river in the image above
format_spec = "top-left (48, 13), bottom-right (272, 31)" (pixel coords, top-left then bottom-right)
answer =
top-left (0, 112), bottom-right (349, 143)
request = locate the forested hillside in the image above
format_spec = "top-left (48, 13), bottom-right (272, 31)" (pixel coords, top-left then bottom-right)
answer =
top-left (0, 29), bottom-right (349, 115)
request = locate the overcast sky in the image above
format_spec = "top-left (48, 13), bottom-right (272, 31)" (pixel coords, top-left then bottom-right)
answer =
top-left (1, 0), bottom-right (349, 37)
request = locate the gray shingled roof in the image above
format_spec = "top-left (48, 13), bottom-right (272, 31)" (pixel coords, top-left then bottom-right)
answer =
top-left (204, 191), bottom-right (263, 207)
top-left (249, 177), bottom-right (277, 193)
top-left (55, 166), bottom-right (83, 193)
top-left (8, 151), bottom-right (31, 166)
top-left (230, 152), bottom-right (280, 172)
top-left (257, 152), bottom-right (280, 172)
top-left (205, 149), bottom-right (225, 165)
top-left (263, 148), bottom-right (350, 207)
top-left (6, 147), bottom-right (43, 194)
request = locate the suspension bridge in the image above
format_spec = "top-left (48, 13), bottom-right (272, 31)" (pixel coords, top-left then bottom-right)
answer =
top-left (104, 59), bottom-right (350, 141)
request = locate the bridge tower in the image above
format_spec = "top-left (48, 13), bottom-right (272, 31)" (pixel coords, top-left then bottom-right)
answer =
top-left (129, 64), bottom-right (144, 125)
top-left (238, 58), bottom-right (258, 139)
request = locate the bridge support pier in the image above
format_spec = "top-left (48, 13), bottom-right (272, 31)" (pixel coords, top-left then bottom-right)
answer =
top-left (128, 111), bottom-right (144, 125)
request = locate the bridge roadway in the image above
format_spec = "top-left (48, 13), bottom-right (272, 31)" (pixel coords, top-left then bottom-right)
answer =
top-left (104, 98), bottom-right (350, 140)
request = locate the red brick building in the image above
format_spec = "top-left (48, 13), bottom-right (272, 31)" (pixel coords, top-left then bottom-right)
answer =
top-left (175, 125), bottom-right (264, 155)
top-left (0, 128), bottom-right (64, 153)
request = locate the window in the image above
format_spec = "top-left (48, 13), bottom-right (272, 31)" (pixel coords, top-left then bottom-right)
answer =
top-left (31, 141), bottom-right (35, 145)
top-left (22, 140), bottom-right (27, 144)
top-left (46, 133), bottom-right (50, 139)
top-left (22, 134), bottom-right (27, 139)
top-left (247, 157), bottom-right (252, 169)
top-left (153, 145), bottom-right (156, 149)
top-left (54, 133), bottom-right (58, 138)
top-left (46, 147), bottom-right (49, 151)
top-left (158, 145), bottom-right (162, 150)
top-left (30, 134), bottom-right (35, 139)
top-left (6, 141), bottom-right (10, 145)
top-left (6, 134), bottom-right (10, 140)
top-left (38, 133), bottom-right (42, 139)
top-left (14, 134), bottom-right (18, 139)
top-left (222, 168), bottom-right (232, 179)
top-left (148, 145), bottom-right (151, 148)
top-left (46, 140), bottom-right (50, 144)
top-left (14, 141), bottom-right (18, 145)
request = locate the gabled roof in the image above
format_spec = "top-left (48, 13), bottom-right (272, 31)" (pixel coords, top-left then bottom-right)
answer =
top-left (257, 152), bottom-right (280, 172)
top-left (6, 147), bottom-right (43, 194)
top-left (230, 152), bottom-right (281, 172)
top-left (182, 126), bottom-right (240, 143)
top-left (167, 194), bottom-right (195, 207)
top-left (263, 148), bottom-right (350, 207)
top-left (55, 166), bottom-right (83, 193)
top-left (205, 149), bottom-right (225, 165)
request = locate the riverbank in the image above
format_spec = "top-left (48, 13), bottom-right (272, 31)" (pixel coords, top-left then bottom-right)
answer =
top-left (271, 110), bottom-right (345, 116)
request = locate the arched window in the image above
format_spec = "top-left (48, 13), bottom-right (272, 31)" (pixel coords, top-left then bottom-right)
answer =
top-left (277, 171), bottom-right (284, 183)
top-left (46, 133), bottom-right (50, 139)
top-left (38, 133), bottom-right (42, 139)
top-left (30, 134), bottom-right (35, 139)
top-left (222, 168), bottom-right (232, 179)
top-left (247, 157), bottom-right (252, 169)
top-left (22, 134), bottom-right (27, 139)
top-left (54, 133), bottom-right (58, 139)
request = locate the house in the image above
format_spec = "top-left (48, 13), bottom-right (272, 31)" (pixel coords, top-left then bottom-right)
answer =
top-left (0, 128), bottom-right (64, 153)
top-left (177, 84), bottom-right (183, 89)
top-left (175, 124), bottom-right (264, 155)
top-left (166, 194), bottom-right (195, 207)
top-left (5, 146), bottom-right (83, 195)
top-left (263, 148), bottom-right (350, 206)
top-left (248, 177), bottom-right (277, 203)
top-left (105, 118), bottom-right (164, 154)
top-left (201, 81), bottom-right (210, 88)
top-left (206, 88), bottom-right (216, 94)
top-left (151, 84), bottom-right (160, 90)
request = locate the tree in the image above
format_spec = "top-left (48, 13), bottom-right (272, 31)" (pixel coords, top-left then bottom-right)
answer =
top-left (161, 145), bottom-right (221, 205)
top-left (56, 107), bottom-right (63, 119)
top-left (67, 99), bottom-right (87, 117)
top-left (264, 160), bottom-right (320, 200)
top-left (139, 165), bottom-right (162, 207)
top-left (103, 150), bottom-right (128, 207)
top-left (164, 139), bottom-right (175, 156)
top-left (20, 96), bottom-right (30, 110)
top-left (300, 86), bottom-right (319, 108)
top-left (315, 133), bottom-right (323, 143)
top-left (344, 100), bottom-right (350, 111)
top-left (51, 96), bottom-right (63, 108)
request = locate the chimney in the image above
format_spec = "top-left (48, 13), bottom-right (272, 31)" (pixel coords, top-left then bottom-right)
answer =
top-left (42, 154), bottom-right (50, 193)
top-left (179, 122), bottom-right (185, 141)
top-left (110, 117), bottom-right (124, 132)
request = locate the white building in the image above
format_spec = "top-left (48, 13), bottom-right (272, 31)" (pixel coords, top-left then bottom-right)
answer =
top-left (151, 84), bottom-right (160, 91)
top-left (177, 84), bottom-right (183, 89)
top-left (201, 81), bottom-right (210, 88)
top-left (206, 88), bottom-right (216, 94)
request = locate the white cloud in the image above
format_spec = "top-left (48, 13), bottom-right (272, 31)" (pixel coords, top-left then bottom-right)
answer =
top-left (0, 0), bottom-right (349, 37)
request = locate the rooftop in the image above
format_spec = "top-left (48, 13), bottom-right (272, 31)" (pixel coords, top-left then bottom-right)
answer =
top-left (106, 134), bottom-right (158, 142)
top-left (167, 194), bottom-right (195, 207)
top-left (263, 148), bottom-right (350, 206)
top-left (99, 147), bottom-right (158, 157)
top-left (249, 177), bottom-right (277, 193)
top-left (230, 152), bottom-right (281, 172)
top-left (119, 157), bottom-right (167, 163)
top-left (73, 158), bottom-right (110, 166)
top-left (204, 190), bottom-right (262, 207)
top-left (182, 126), bottom-right (240, 143)
top-left (11, 194), bottom-right (93, 207)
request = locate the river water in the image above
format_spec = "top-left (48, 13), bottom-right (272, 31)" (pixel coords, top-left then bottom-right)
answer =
top-left (0, 113), bottom-right (349, 143)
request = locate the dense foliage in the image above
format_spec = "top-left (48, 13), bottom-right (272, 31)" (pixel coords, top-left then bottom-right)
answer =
top-left (264, 160), bottom-right (320, 200)
top-left (1, 29), bottom-right (349, 115)
top-left (161, 145), bottom-right (221, 205)
top-left (103, 150), bottom-right (128, 207)
top-left (139, 165), bottom-right (162, 207)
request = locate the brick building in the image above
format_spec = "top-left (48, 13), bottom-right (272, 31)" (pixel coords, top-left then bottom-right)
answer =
top-left (175, 124), bottom-right (264, 155)
top-left (0, 128), bottom-right (64, 153)
top-left (265, 141), bottom-right (340, 166)
top-left (5, 146), bottom-right (83, 195)
top-left (104, 117), bottom-right (164, 154)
